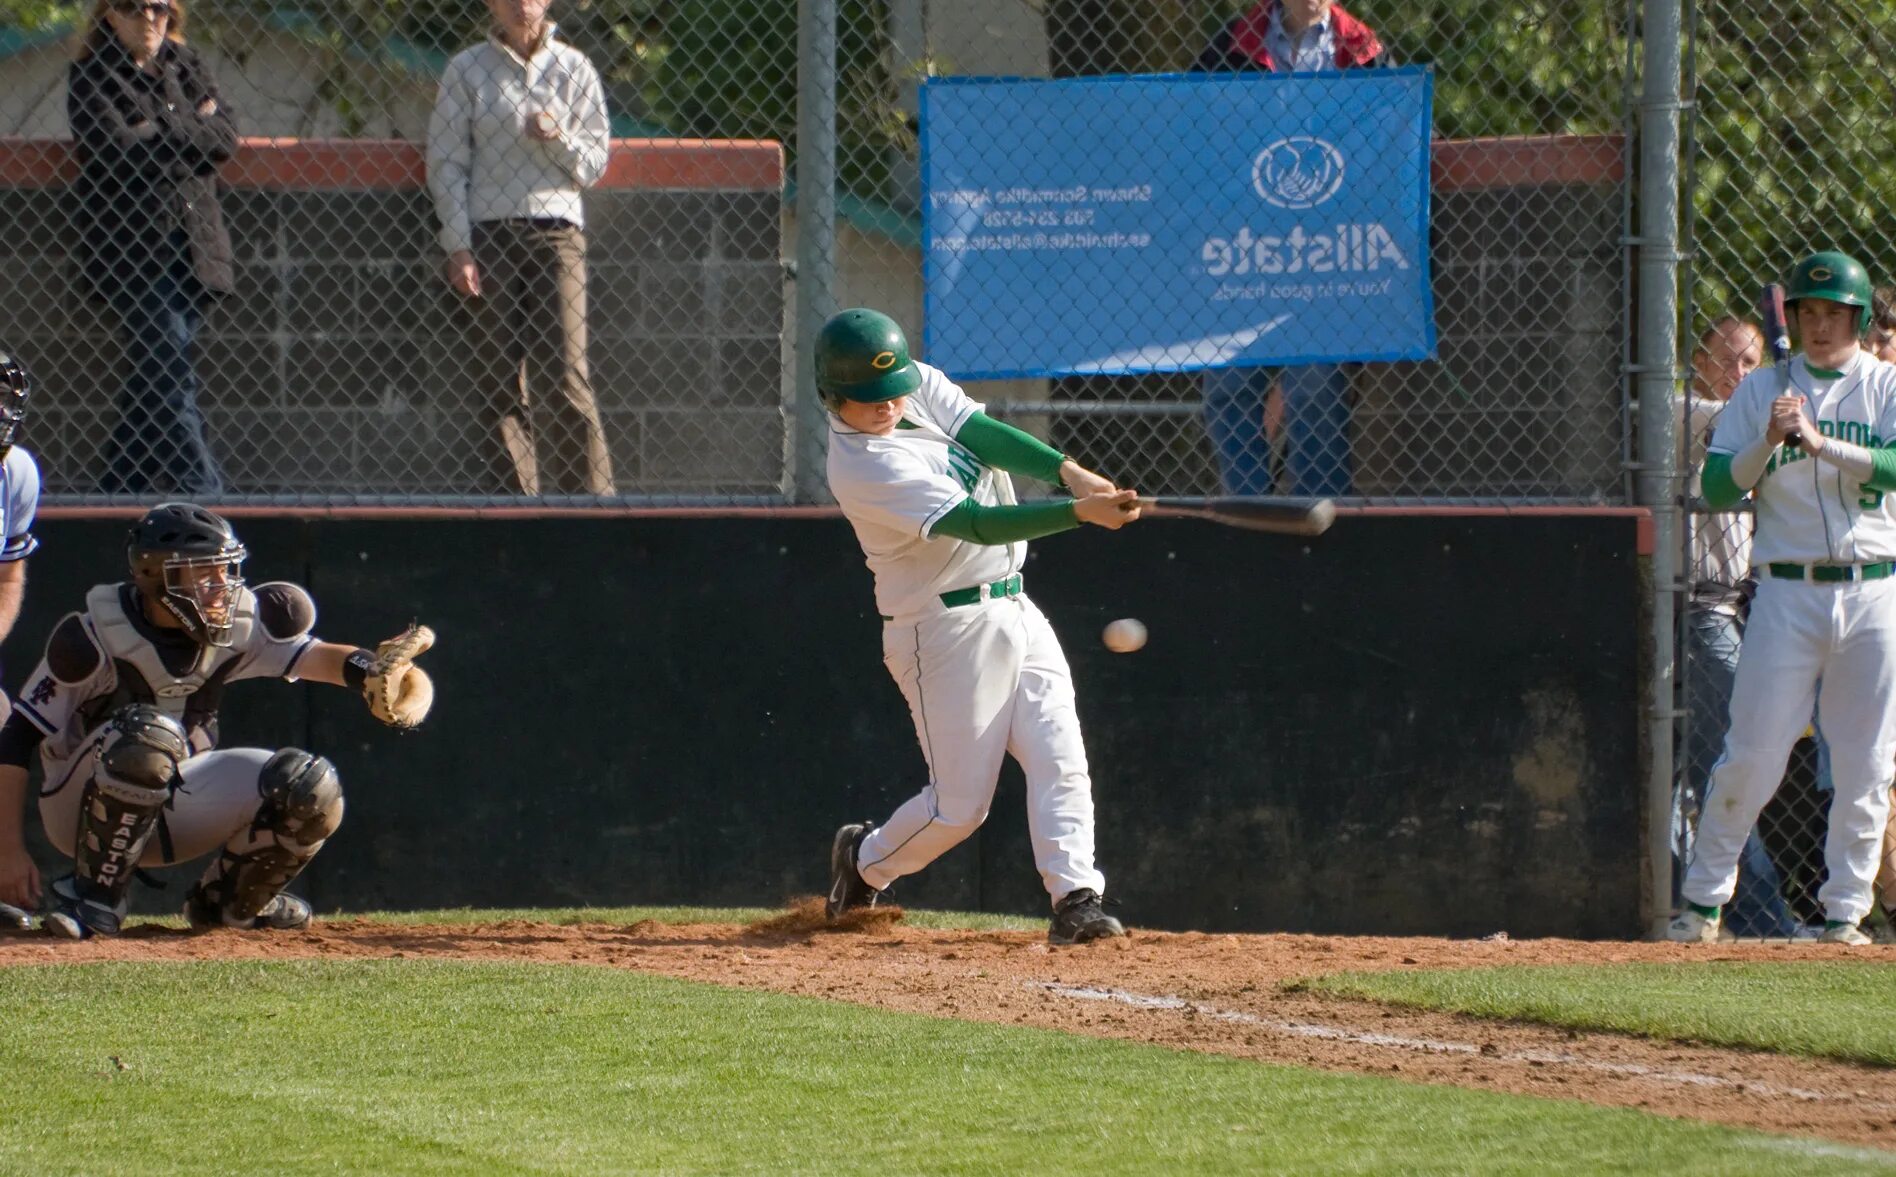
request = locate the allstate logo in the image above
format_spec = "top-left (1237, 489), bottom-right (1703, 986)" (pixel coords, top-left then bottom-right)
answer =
top-left (1251, 137), bottom-right (1346, 209)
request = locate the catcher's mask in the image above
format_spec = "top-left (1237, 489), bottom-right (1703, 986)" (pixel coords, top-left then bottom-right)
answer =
top-left (127, 503), bottom-right (247, 647)
top-left (814, 308), bottom-right (922, 412)
top-left (0, 347), bottom-right (31, 457)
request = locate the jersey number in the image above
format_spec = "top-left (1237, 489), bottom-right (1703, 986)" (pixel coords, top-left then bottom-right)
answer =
top-left (1861, 485), bottom-right (1885, 510)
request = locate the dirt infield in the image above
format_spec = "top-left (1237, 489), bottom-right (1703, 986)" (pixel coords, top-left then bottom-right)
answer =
top-left (4, 905), bottom-right (1894, 1149)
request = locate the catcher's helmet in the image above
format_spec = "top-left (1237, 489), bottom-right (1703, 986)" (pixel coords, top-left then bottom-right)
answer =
top-left (814, 308), bottom-right (922, 411)
top-left (127, 503), bottom-right (248, 647)
top-left (0, 347), bottom-right (32, 457)
top-left (1785, 251), bottom-right (1873, 335)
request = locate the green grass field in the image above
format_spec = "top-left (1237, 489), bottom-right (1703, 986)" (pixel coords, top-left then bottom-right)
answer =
top-left (4, 957), bottom-right (1894, 1175)
top-left (1300, 961), bottom-right (1896, 1066)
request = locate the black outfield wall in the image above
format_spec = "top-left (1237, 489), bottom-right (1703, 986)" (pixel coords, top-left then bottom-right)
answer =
top-left (15, 512), bottom-right (1647, 937)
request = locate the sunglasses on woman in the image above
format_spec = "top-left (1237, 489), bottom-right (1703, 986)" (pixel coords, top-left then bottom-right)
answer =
top-left (111, 0), bottom-right (172, 18)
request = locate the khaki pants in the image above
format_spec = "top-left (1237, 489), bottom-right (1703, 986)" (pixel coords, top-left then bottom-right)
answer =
top-left (468, 220), bottom-right (614, 496)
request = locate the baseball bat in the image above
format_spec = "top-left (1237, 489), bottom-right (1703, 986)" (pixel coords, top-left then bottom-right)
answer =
top-left (1761, 282), bottom-right (1799, 446)
top-left (1132, 496), bottom-right (1336, 537)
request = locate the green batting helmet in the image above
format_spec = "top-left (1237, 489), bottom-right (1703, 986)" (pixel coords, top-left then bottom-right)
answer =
top-left (814, 308), bottom-right (922, 410)
top-left (1785, 251), bottom-right (1874, 335)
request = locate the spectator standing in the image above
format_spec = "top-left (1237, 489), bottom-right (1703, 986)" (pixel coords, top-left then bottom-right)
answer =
top-left (1678, 315), bottom-right (1798, 937)
top-left (1192, 0), bottom-right (1390, 497)
top-left (68, 0), bottom-right (233, 496)
top-left (428, 0), bottom-right (614, 497)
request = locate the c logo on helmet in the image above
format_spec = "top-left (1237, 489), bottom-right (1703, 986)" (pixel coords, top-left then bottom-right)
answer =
top-left (871, 351), bottom-right (898, 370)
top-left (1811, 266), bottom-right (1834, 281)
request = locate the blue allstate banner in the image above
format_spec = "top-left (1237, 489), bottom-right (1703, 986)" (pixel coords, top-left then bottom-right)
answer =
top-left (920, 68), bottom-right (1435, 377)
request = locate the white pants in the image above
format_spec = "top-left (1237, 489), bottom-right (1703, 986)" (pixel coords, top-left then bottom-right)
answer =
top-left (1682, 575), bottom-right (1896, 924)
top-left (857, 594), bottom-right (1105, 906)
top-left (40, 743), bottom-right (285, 867)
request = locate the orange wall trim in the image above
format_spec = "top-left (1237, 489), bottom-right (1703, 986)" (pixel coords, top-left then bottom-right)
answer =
top-left (0, 136), bottom-right (785, 191)
top-left (1431, 134), bottom-right (1624, 191)
top-left (1, 132), bottom-right (1608, 193)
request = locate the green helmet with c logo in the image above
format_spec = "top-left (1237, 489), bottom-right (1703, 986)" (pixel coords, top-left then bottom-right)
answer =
top-left (814, 308), bottom-right (922, 410)
top-left (1785, 251), bottom-right (1873, 335)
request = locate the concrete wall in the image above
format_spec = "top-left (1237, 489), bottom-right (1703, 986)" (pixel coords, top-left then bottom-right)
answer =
top-left (0, 138), bottom-right (786, 498)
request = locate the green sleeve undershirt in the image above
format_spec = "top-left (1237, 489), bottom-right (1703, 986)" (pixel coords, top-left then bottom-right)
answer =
top-left (953, 412), bottom-right (1067, 484)
top-left (1869, 448), bottom-right (1896, 493)
top-left (1702, 447), bottom-right (1896, 508)
top-left (931, 499), bottom-right (1079, 545)
top-left (1700, 452), bottom-right (1744, 510)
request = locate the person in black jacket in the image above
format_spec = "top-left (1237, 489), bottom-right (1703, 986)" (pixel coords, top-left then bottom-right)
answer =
top-left (68, 0), bottom-right (233, 496)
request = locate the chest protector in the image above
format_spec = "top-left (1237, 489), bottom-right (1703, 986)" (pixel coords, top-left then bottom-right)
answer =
top-left (83, 583), bottom-right (257, 722)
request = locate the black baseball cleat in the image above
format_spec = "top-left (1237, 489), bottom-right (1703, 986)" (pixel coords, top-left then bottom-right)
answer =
top-left (825, 822), bottom-right (882, 920)
top-left (1048, 888), bottom-right (1125, 946)
top-left (183, 886), bottom-right (313, 931)
top-left (0, 901), bottom-right (32, 931)
top-left (42, 876), bottom-right (124, 940)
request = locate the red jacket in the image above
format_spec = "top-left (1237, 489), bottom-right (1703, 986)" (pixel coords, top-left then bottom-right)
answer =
top-left (1193, 1), bottom-right (1389, 73)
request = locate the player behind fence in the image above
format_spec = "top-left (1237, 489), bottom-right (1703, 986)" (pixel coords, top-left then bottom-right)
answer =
top-left (815, 308), bottom-right (1137, 946)
top-left (0, 503), bottom-right (434, 939)
top-left (1672, 251), bottom-right (1896, 946)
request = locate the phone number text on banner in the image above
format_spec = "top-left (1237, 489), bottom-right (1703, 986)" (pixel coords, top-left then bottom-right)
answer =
top-left (920, 68), bottom-right (1435, 378)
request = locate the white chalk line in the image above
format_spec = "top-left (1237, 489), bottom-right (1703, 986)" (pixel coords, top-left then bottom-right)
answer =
top-left (1738, 1136), bottom-right (1896, 1168)
top-left (1031, 981), bottom-right (1896, 1113)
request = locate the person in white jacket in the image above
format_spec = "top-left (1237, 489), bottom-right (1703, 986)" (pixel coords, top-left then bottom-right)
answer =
top-left (427, 0), bottom-right (614, 496)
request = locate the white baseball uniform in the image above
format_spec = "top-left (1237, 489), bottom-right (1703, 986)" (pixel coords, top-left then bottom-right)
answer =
top-left (1685, 350), bottom-right (1896, 924)
top-left (827, 362), bottom-right (1105, 904)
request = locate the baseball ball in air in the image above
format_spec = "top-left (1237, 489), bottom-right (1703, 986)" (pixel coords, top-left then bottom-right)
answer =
top-left (1102, 618), bottom-right (1148, 654)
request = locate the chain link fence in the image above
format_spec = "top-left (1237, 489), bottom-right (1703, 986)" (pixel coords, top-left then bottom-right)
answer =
top-left (1676, 0), bottom-right (1896, 941)
top-left (0, 0), bottom-right (1634, 505)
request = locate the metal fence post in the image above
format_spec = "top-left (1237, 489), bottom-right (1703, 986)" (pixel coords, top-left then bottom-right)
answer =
top-left (791, 0), bottom-right (839, 503)
top-left (1636, 0), bottom-right (1685, 939)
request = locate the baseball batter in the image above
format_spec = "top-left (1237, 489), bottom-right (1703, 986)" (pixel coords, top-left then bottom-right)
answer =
top-left (0, 348), bottom-right (42, 931)
top-left (0, 503), bottom-right (434, 939)
top-left (815, 308), bottom-right (1137, 945)
top-left (1674, 252), bottom-right (1896, 946)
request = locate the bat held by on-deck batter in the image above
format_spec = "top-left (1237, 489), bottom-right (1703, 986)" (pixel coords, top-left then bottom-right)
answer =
top-left (1128, 495), bottom-right (1336, 537)
top-left (1760, 281), bottom-right (1800, 447)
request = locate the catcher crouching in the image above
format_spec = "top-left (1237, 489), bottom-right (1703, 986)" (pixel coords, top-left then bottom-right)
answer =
top-left (0, 503), bottom-right (434, 939)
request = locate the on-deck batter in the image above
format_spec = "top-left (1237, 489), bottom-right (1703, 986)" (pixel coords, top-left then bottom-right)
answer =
top-left (1674, 251), bottom-right (1896, 946)
top-left (815, 307), bottom-right (1139, 946)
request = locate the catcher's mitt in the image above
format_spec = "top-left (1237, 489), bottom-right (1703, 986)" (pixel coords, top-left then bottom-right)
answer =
top-left (364, 623), bottom-right (435, 729)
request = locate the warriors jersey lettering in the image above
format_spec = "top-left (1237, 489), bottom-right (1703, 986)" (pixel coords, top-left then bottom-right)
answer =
top-left (827, 361), bottom-right (1024, 619)
top-left (1709, 351), bottom-right (1896, 564)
